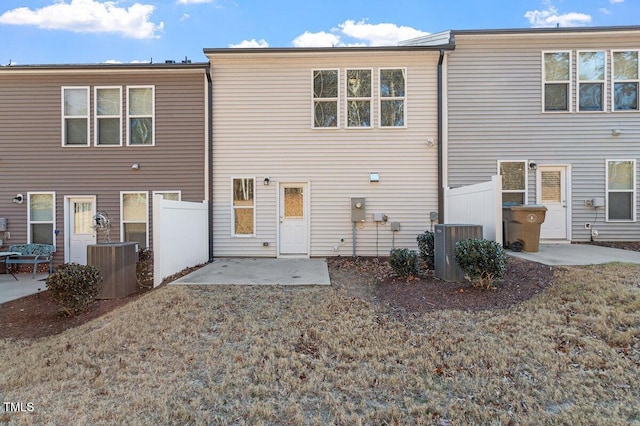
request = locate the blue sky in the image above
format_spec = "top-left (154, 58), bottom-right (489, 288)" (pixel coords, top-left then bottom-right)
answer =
top-left (0, 0), bottom-right (637, 65)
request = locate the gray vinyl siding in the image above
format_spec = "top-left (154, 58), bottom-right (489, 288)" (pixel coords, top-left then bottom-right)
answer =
top-left (0, 67), bottom-right (207, 264)
top-left (209, 50), bottom-right (440, 257)
top-left (446, 31), bottom-right (640, 241)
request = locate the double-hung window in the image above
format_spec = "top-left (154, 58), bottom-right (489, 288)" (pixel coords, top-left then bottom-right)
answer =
top-left (499, 161), bottom-right (527, 204)
top-left (606, 160), bottom-right (636, 221)
top-left (543, 51), bottom-right (571, 112)
top-left (95, 87), bottom-right (122, 146)
top-left (28, 192), bottom-right (55, 246)
top-left (127, 86), bottom-right (155, 145)
top-left (612, 50), bottom-right (639, 111)
top-left (577, 51), bottom-right (606, 112)
top-left (232, 178), bottom-right (255, 236)
top-left (313, 70), bottom-right (339, 128)
top-left (121, 191), bottom-right (149, 248)
top-left (379, 68), bottom-right (406, 127)
top-left (346, 69), bottom-right (372, 128)
top-left (62, 87), bottom-right (89, 146)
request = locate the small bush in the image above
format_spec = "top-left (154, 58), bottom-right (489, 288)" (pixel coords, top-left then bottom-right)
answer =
top-left (389, 248), bottom-right (419, 279)
top-left (137, 248), bottom-right (153, 288)
top-left (46, 263), bottom-right (102, 316)
top-left (416, 231), bottom-right (435, 270)
top-left (454, 239), bottom-right (507, 289)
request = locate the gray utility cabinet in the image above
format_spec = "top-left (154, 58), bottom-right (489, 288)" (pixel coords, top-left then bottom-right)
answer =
top-left (434, 224), bottom-right (483, 282)
top-left (88, 242), bottom-right (139, 299)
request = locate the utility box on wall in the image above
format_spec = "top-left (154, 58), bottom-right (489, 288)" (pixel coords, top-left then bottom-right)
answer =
top-left (434, 224), bottom-right (483, 282)
top-left (351, 197), bottom-right (366, 222)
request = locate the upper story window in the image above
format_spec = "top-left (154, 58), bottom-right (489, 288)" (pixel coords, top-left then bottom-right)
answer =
top-left (346, 69), bottom-right (372, 128)
top-left (498, 160), bottom-right (527, 204)
top-left (380, 68), bottom-right (406, 127)
top-left (28, 192), bottom-right (55, 246)
top-left (127, 86), bottom-right (155, 145)
top-left (577, 51), bottom-right (606, 112)
top-left (543, 51), bottom-right (571, 112)
top-left (95, 87), bottom-right (122, 146)
top-left (313, 70), bottom-right (339, 128)
top-left (62, 87), bottom-right (89, 146)
top-left (612, 50), bottom-right (639, 111)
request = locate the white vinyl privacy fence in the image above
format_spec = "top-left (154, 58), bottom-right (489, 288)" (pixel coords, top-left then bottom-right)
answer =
top-left (152, 195), bottom-right (209, 287)
top-left (444, 175), bottom-right (502, 244)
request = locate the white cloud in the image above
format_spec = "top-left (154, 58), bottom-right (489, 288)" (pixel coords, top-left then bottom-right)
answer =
top-left (292, 20), bottom-right (428, 48)
top-left (525, 4), bottom-right (591, 27)
top-left (610, 0), bottom-right (624, 3)
top-left (229, 38), bottom-right (269, 48)
top-left (180, 13), bottom-right (191, 21)
top-left (599, 8), bottom-right (612, 15)
top-left (338, 19), bottom-right (428, 46)
top-left (0, 0), bottom-right (163, 39)
top-left (292, 31), bottom-right (341, 47)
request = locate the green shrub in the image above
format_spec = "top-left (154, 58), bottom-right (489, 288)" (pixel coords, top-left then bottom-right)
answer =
top-left (389, 248), bottom-right (419, 279)
top-left (137, 248), bottom-right (153, 288)
top-left (416, 231), bottom-right (435, 270)
top-left (454, 238), bottom-right (507, 289)
top-left (46, 263), bottom-right (102, 316)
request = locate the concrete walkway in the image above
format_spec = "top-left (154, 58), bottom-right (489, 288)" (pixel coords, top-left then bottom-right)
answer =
top-left (170, 258), bottom-right (331, 286)
top-left (0, 273), bottom-right (49, 304)
top-left (508, 244), bottom-right (640, 266)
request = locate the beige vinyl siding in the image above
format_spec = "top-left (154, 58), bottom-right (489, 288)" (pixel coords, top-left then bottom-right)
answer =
top-left (446, 31), bottom-right (640, 241)
top-left (0, 67), bottom-right (207, 264)
top-left (209, 50), bottom-right (439, 257)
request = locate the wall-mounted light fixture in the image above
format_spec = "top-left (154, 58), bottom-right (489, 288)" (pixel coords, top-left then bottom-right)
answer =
top-left (426, 138), bottom-right (435, 147)
top-left (611, 129), bottom-right (622, 136)
top-left (528, 162), bottom-right (537, 170)
top-left (370, 172), bottom-right (380, 183)
top-left (263, 177), bottom-right (270, 186)
top-left (131, 163), bottom-right (140, 170)
top-left (12, 194), bottom-right (23, 204)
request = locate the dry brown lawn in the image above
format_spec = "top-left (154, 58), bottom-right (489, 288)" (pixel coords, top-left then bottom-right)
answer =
top-left (1, 262), bottom-right (640, 425)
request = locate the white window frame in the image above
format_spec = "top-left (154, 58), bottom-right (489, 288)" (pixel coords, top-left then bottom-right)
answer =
top-left (152, 190), bottom-right (182, 201)
top-left (126, 85), bottom-right (155, 146)
top-left (94, 86), bottom-right (122, 146)
top-left (345, 68), bottom-right (373, 128)
top-left (498, 160), bottom-right (528, 204)
top-left (606, 159), bottom-right (636, 222)
top-left (542, 51), bottom-right (572, 113)
top-left (312, 69), bottom-right (340, 129)
top-left (120, 191), bottom-right (149, 248)
top-left (61, 86), bottom-right (90, 146)
top-left (27, 192), bottom-right (56, 248)
top-left (577, 50), bottom-right (607, 112)
top-left (231, 177), bottom-right (256, 237)
top-left (611, 50), bottom-right (640, 112)
top-left (379, 68), bottom-right (407, 128)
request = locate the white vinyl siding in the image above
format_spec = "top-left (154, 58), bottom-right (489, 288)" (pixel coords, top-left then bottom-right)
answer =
top-left (127, 86), bottom-right (155, 146)
top-left (62, 87), bottom-right (89, 146)
top-left (121, 191), bottom-right (149, 248)
top-left (209, 50), bottom-right (438, 256)
top-left (612, 50), bottom-right (639, 112)
top-left (28, 192), bottom-right (56, 246)
top-left (94, 86), bottom-right (122, 146)
top-left (577, 51), bottom-right (606, 112)
top-left (606, 159), bottom-right (636, 222)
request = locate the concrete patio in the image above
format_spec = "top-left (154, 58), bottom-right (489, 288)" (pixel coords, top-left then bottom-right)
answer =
top-left (508, 243), bottom-right (640, 266)
top-left (0, 272), bottom-right (49, 304)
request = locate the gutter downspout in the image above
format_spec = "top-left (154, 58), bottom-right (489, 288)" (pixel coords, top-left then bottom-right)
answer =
top-left (437, 48), bottom-right (445, 224)
top-left (205, 66), bottom-right (214, 261)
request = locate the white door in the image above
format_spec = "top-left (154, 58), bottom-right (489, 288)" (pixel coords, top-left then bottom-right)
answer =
top-left (67, 197), bottom-right (96, 264)
top-left (537, 166), bottom-right (567, 240)
top-left (279, 183), bottom-right (309, 256)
